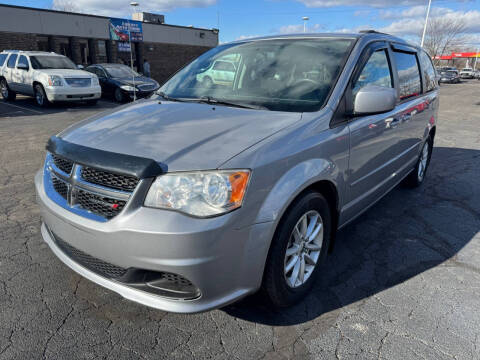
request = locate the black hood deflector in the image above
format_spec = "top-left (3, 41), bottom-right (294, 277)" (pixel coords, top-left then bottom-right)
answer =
top-left (46, 136), bottom-right (166, 178)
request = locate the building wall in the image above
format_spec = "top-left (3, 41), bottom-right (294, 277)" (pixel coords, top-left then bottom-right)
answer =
top-left (0, 4), bottom-right (218, 48)
top-left (0, 31), bottom-right (212, 85)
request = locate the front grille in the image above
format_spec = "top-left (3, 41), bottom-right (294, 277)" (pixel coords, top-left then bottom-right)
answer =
top-left (75, 189), bottom-right (126, 219)
top-left (53, 232), bottom-right (128, 279)
top-left (65, 78), bottom-right (91, 87)
top-left (81, 166), bottom-right (139, 192)
top-left (51, 176), bottom-right (68, 200)
top-left (52, 154), bottom-right (73, 174)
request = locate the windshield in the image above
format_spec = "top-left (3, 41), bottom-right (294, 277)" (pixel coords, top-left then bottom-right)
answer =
top-left (159, 38), bottom-right (355, 112)
top-left (30, 56), bottom-right (77, 70)
top-left (104, 65), bottom-right (140, 78)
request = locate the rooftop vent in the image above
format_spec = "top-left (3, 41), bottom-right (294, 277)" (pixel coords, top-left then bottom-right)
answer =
top-left (132, 12), bottom-right (165, 24)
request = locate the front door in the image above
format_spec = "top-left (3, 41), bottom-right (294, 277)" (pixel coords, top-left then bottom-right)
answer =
top-left (343, 43), bottom-right (408, 221)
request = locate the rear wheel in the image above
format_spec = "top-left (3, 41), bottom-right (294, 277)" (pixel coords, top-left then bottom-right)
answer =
top-left (34, 84), bottom-right (49, 107)
top-left (404, 136), bottom-right (433, 187)
top-left (1, 79), bottom-right (16, 101)
top-left (262, 191), bottom-right (332, 308)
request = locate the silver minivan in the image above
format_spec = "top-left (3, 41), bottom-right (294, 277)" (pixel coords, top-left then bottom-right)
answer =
top-left (35, 32), bottom-right (438, 313)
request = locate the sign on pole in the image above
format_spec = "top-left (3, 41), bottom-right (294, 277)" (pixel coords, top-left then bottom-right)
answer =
top-left (109, 18), bottom-right (143, 42)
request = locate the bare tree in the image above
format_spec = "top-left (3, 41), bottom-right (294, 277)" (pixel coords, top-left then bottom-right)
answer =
top-left (52, 0), bottom-right (79, 13)
top-left (421, 17), bottom-right (467, 66)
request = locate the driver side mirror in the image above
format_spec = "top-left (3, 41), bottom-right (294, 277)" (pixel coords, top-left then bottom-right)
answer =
top-left (77, 64), bottom-right (84, 70)
top-left (354, 85), bottom-right (396, 115)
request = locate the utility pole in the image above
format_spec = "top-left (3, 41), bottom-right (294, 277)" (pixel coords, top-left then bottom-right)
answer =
top-left (421, 0), bottom-right (432, 48)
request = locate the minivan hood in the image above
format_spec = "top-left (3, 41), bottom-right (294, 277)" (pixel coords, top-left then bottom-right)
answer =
top-left (39, 69), bottom-right (93, 78)
top-left (59, 99), bottom-right (301, 172)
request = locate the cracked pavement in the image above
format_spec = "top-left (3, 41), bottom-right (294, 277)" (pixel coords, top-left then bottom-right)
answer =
top-left (1, 82), bottom-right (479, 360)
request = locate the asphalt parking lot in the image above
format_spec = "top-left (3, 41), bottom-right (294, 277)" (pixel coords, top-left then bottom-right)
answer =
top-left (1, 82), bottom-right (479, 360)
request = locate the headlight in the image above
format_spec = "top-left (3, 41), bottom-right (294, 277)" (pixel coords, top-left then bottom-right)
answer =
top-left (48, 75), bottom-right (63, 86)
top-left (144, 170), bottom-right (251, 217)
top-left (92, 77), bottom-right (99, 86)
top-left (120, 85), bottom-right (136, 91)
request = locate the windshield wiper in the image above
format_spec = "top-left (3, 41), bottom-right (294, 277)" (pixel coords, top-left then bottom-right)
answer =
top-left (156, 91), bottom-right (185, 103)
top-left (190, 96), bottom-right (266, 110)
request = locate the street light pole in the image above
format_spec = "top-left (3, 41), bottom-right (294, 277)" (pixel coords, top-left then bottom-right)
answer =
top-left (421, 0), bottom-right (432, 48)
top-left (129, 1), bottom-right (139, 101)
top-left (302, 17), bottom-right (309, 33)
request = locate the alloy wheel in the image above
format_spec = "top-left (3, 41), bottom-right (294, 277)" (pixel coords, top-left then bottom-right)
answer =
top-left (35, 86), bottom-right (44, 106)
top-left (284, 210), bottom-right (323, 288)
top-left (417, 142), bottom-right (429, 182)
top-left (1, 81), bottom-right (8, 98)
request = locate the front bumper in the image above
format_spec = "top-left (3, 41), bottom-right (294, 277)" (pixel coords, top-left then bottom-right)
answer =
top-left (35, 170), bottom-right (273, 313)
top-left (124, 89), bottom-right (155, 100)
top-left (45, 85), bottom-right (102, 102)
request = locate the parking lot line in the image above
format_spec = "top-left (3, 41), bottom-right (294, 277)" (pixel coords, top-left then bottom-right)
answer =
top-left (1, 101), bottom-right (44, 114)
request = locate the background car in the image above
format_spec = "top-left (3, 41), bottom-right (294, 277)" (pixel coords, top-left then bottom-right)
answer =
top-left (438, 70), bottom-right (461, 84)
top-left (86, 63), bottom-right (159, 102)
top-left (196, 59), bottom-right (237, 87)
top-left (459, 67), bottom-right (475, 79)
top-left (0, 50), bottom-right (101, 107)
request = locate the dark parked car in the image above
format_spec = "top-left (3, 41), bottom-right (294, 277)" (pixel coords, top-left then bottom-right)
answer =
top-left (86, 63), bottom-right (159, 102)
top-left (438, 70), bottom-right (460, 84)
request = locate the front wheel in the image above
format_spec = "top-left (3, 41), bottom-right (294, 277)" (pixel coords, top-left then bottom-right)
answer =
top-left (262, 191), bottom-right (332, 308)
top-left (34, 84), bottom-right (49, 107)
top-left (114, 88), bottom-right (125, 103)
top-left (1, 79), bottom-right (16, 101)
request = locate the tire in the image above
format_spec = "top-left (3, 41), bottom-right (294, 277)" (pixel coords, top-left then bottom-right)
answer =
top-left (404, 136), bottom-right (433, 188)
top-left (262, 191), bottom-right (332, 308)
top-left (202, 76), bottom-right (213, 88)
top-left (1, 79), bottom-right (16, 101)
top-left (114, 88), bottom-right (125, 103)
top-left (85, 99), bottom-right (98, 106)
top-left (34, 84), bottom-right (49, 107)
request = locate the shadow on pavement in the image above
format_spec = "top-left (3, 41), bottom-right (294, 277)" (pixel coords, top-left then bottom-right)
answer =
top-left (224, 146), bottom-right (480, 326)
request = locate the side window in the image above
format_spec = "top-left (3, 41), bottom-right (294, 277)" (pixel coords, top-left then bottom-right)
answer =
top-left (7, 54), bottom-right (18, 68)
top-left (0, 54), bottom-right (7, 67)
top-left (419, 51), bottom-right (436, 92)
top-left (17, 55), bottom-right (29, 69)
top-left (393, 51), bottom-right (422, 100)
top-left (353, 50), bottom-right (393, 95)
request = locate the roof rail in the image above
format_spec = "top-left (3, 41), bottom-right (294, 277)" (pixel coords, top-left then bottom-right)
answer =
top-left (359, 30), bottom-right (388, 35)
top-left (1, 50), bottom-right (21, 53)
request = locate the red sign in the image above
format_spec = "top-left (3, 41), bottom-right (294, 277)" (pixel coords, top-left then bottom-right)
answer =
top-left (451, 52), bottom-right (480, 58)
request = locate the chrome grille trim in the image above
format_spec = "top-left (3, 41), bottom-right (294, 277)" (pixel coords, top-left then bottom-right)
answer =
top-left (44, 153), bottom-right (139, 221)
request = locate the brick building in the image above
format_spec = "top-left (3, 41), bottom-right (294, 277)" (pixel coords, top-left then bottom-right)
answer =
top-left (0, 4), bottom-right (218, 84)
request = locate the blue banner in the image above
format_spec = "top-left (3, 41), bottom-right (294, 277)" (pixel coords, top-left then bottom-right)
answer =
top-left (109, 18), bottom-right (143, 42)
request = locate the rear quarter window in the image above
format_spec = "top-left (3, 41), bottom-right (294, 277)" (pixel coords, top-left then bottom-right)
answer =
top-left (393, 51), bottom-right (421, 100)
top-left (419, 51), bottom-right (436, 92)
top-left (0, 54), bottom-right (7, 67)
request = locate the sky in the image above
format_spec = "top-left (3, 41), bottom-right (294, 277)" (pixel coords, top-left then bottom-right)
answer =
top-left (2, 0), bottom-right (480, 47)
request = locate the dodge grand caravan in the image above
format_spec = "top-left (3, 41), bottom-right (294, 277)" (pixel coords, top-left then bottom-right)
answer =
top-left (35, 32), bottom-right (438, 313)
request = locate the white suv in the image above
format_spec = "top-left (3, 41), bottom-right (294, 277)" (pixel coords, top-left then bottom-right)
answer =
top-left (459, 67), bottom-right (475, 79)
top-left (0, 50), bottom-right (101, 107)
